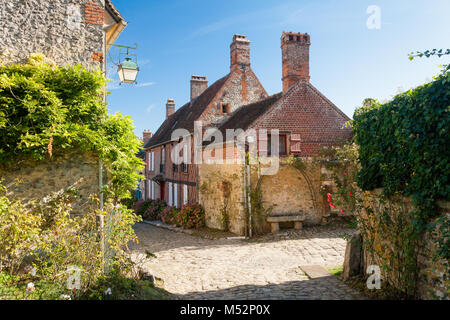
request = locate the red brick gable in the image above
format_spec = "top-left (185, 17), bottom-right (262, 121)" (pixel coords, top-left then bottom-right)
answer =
top-left (250, 81), bottom-right (352, 156)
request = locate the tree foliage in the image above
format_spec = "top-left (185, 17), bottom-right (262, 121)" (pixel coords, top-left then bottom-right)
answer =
top-left (0, 55), bottom-right (143, 199)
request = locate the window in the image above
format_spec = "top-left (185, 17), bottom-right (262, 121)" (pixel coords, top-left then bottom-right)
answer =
top-left (160, 148), bottom-right (165, 173)
top-left (183, 185), bottom-right (188, 205)
top-left (268, 134), bottom-right (288, 155)
top-left (174, 183), bottom-right (178, 208)
top-left (151, 152), bottom-right (155, 171)
top-left (181, 163), bottom-right (188, 173)
top-left (173, 163), bottom-right (178, 172)
top-left (147, 152), bottom-right (151, 170)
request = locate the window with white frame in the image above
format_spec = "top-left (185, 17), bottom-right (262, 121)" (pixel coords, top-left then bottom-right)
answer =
top-left (168, 182), bottom-right (173, 206)
top-left (174, 183), bottom-right (178, 208)
top-left (147, 152), bottom-right (151, 170)
top-left (151, 152), bottom-right (155, 171)
top-left (183, 184), bottom-right (188, 205)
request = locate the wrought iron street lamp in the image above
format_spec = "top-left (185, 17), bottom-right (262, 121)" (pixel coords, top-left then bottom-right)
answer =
top-left (107, 43), bottom-right (139, 84)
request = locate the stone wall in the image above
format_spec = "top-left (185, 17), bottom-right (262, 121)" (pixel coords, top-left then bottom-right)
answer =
top-left (358, 191), bottom-right (449, 299)
top-left (198, 162), bottom-right (245, 235)
top-left (198, 157), bottom-right (334, 235)
top-left (0, 0), bottom-right (105, 68)
top-left (0, 151), bottom-right (101, 215)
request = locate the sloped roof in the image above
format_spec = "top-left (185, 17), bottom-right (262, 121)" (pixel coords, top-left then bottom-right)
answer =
top-left (144, 74), bottom-right (229, 149)
top-left (105, 0), bottom-right (125, 23)
top-left (217, 93), bottom-right (283, 140)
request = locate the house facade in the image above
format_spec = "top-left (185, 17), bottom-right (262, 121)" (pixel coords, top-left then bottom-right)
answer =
top-left (143, 34), bottom-right (267, 207)
top-left (143, 32), bottom-right (352, 234)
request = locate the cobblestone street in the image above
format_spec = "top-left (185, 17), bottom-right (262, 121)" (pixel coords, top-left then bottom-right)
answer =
top-left (130, 223), bottom-right (364, 300)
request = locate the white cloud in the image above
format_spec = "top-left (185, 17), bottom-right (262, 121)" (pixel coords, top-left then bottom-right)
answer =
top-left (146, 104), bottom-right (156, 113)
top-left (136, 82), bottom-right (156, 88)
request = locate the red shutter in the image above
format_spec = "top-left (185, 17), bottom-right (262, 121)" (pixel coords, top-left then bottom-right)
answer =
top-left (290, 134), bottom-right (301, 152)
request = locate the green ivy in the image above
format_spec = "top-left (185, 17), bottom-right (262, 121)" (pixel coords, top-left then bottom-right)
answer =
top-left (0, 55), bottom-right (144, 200)
top-left (353, 68), bottom-right (449, 221)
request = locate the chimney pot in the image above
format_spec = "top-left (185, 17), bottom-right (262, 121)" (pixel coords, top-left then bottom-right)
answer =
top-left (166, 99), bottom-right (175, 119)
top-left (190, 75), bottom-right (208, 101)
top-left (281, 31), bottom-right (310, 93)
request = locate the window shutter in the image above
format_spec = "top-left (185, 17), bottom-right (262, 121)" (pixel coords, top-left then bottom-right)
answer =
top-left (290, 134), bottom-right (301, 152)
top-left (183, 185), bottom-right (188, 205)
top-left (174, 183), bottom-right (178, 208)
top-left (258, 131), bottom-right (268, 156)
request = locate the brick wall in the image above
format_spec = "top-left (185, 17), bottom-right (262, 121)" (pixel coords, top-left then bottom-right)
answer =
top-left (252, 82), bottom-right (352, 157)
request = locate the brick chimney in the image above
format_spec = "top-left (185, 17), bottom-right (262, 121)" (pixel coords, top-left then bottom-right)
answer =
top-left (281, 32), bottom-right (310, 93)
top-left (166, 99), bottom-right (175, 119)
top-left (230, 34), bottom-right (250, 71)
top-left (190, 75), bottom-right (208, 101)
top-left (143, 130), bottom-right (152, 145)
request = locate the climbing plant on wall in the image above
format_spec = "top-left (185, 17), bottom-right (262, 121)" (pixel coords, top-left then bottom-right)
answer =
top-left (0, 54), bottom-right (143, 200)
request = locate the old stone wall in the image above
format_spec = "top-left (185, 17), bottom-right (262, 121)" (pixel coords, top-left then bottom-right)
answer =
top-left (198, 156), bottom-right (334, 235)
top-left (198, 162), bottom-right (246, 235)
top-left (0, 0), bottom-right (105, 68)
top-left (361, 190), bottom-right (449, 299)
top-left (260, 162), bottom-right (323, 225)
top-left (0, 150), bottom-right (101, 215)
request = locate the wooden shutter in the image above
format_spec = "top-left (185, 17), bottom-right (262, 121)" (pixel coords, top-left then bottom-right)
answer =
top-left (258, 131), bottom-right (269, 156)
top-left (290, 134), bottom-right (301, 152)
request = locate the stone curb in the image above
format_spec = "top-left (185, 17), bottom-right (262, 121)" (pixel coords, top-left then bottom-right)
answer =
top-left (142, 220), bottom-right (195, 236)
top-left (141, 220), bottom-right (247, 240)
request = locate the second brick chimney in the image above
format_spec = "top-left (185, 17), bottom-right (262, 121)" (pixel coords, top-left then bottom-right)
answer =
top-left (230, 34), bottom-right (250, 71)
top-left (190, 75), bottom-right (208, 101)
top-left (166, 99), bottom-right (175, 119)
top-left (281, 32), bottom-right (310, 93)
top-left (143, 130), bottom-right (152, 145)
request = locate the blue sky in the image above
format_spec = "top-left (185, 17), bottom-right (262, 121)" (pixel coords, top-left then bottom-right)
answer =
top-left (106, 0), bottom-right (450, 138)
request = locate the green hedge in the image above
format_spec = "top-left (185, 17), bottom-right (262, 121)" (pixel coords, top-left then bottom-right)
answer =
top-left (353, 69), bottom-right (449, 221)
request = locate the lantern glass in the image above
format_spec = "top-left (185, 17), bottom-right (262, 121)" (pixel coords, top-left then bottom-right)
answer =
top-left (117, 58), bottom-right (139, 84)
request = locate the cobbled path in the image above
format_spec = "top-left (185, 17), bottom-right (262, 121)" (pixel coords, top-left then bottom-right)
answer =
top-left (130, 223), bottom-right (364, 300)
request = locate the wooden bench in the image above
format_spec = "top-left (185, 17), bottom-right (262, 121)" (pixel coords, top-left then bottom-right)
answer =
top-left (266, 215), bottom-right (305, 234)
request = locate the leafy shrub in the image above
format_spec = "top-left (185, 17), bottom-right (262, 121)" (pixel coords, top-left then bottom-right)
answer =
top-left (134, 199), bottom-right (167, 221)
top-left (0, 55), bottom-right (144, 200)
top-left (175, 203), bottom-right (205, 229)
top-left (0, 184), bottom-right (42, 274)
top-left (0, 183), bottom-right (141, 300)
top-left (159, 206), bottom-right (179, 225)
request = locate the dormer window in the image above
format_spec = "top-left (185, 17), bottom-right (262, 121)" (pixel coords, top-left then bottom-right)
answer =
top-left (221, 103), bottom-right (230, 115)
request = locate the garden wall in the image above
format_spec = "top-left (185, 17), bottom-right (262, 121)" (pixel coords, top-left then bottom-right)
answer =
top-left (198, 158), bottom-right (344, 235)
top-left (361, 190), bottom-right (449, 299)
top-left (0, 150), bottom-right (101, 215)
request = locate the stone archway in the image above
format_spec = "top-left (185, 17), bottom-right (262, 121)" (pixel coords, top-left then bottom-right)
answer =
top-left (260, 165), bottom-right (321, 225)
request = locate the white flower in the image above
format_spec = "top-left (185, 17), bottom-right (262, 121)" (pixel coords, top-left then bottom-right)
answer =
top-left (105, 287), bottom-right (112, 295)
top-left (26, 282), bottom-right (35, 292)
top-left (30, 268), bottom-right (37, 276)
top-left (59, 294), bottom-right (71, 300)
